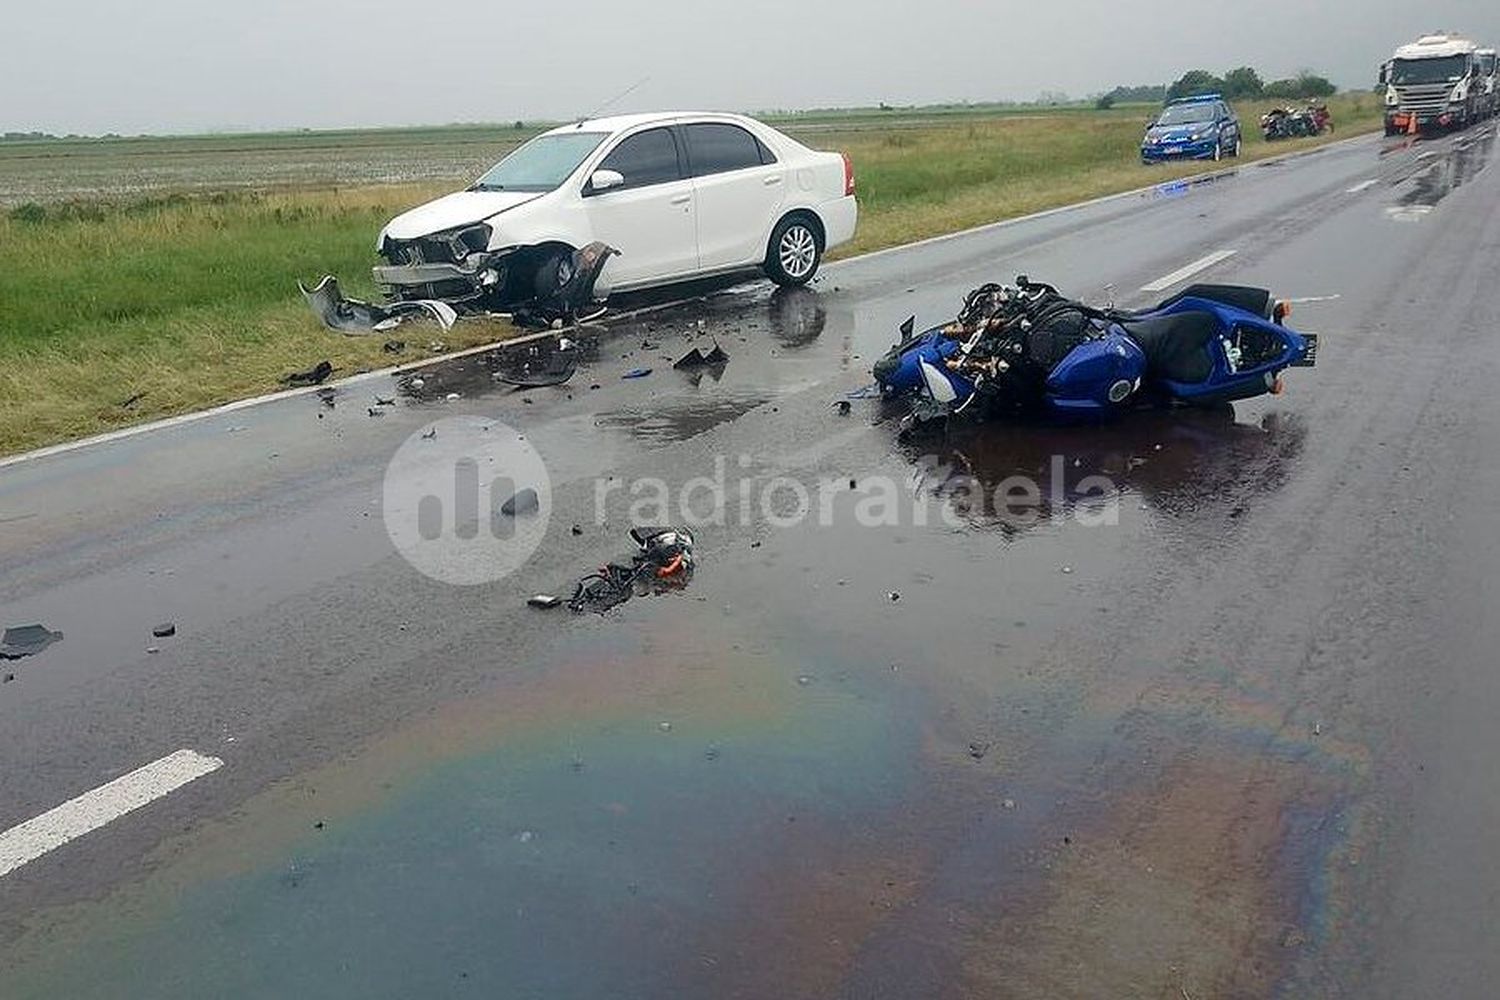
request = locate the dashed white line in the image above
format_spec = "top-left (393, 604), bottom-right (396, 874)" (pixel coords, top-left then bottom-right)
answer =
top-left (0, 749), bottom-right (224, 879)
top-left (1141, 250), bottom-right (1238, 293)
top-left (1346, 179), bottom-right (1379, 194)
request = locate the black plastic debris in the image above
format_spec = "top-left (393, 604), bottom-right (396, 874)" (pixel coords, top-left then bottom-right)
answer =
top-left (285, 361), bottom-right (334, 387)
top-left (832, 400), bottom-right (852, 416)
top-left (1, 624), bottom-right (63, 660)
top-left (152, 622), bottom-right (177, 638)
top-left (622, 368), bottom-right (653, 380)
top-left (494, 338), bottom-right (578, 389)
top-left (567, 527), bottom-right (696, 614)
top-left (374, 396), bottom-right (396, 407)
top-left (528, 595), bottom-right (564, 609)
top-left (501, 488), bottom-right (540, 517)
top-left (382, 340), bottom-right (407, 354)
top-left (119, 392), bottom-right (147, 409)
top-left (673, 343), bottom-right (731, 370)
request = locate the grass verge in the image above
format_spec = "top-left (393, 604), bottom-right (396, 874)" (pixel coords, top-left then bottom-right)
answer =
top-left (0, 96), bottom-right (1382, 456)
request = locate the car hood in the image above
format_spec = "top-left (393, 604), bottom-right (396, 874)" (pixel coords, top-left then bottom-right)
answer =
top-left (380, 190), bottom-right (543, 243)
top-left (1145, 124), bottom-right (1212, 142)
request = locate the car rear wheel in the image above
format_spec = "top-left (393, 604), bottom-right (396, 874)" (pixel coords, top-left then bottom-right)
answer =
top-left (766, 215), bottom-right (822, 287)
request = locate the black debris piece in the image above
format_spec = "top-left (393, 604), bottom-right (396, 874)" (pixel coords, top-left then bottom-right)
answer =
top-left (367, 407), bottom-right (385, 418)
top-left (495, 337), bottom-right (580, 389)
top-left (673, 342), bottom-right (731, 371)
top-left (285, 361), bottom-right (335, 387)
top-left (421, 428), bottom-right (438, 440)
top-left (317, 388), bottom-right (337, 409)
top-left (968, 741), bottom-right (991, 761)
top-left (374, 396), bottom-right (396, 407)
top-left (622, 368), bottom-right (653, 380)
top-left (833, 400), bottom-right (852, 416)
top-left (571, 524), bottom-right (584, 536)
top-left (501, 488), bottom-right (540, 517)
top-left (567, 527), bottom-right (696, 614)
top-left (528, 595), bottom-right (564, 609)
top-left (382, 340), bottom-right (407, 354)
top-left (119, 392), bottom-right (147, 409)
top-left (1, 625), bottom-right (64, 660)
top-left (152, 622), bottom-right (177, 638)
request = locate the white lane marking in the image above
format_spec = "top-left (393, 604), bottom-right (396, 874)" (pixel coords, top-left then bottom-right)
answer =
top-left (0, 130), bottom-right (1386, 472)
top-left (0, 749), bottom-right (223, 879)
top-left (1140, 250), bottom-right (1238, 293)
top-left (1346, 179), bottom-right (1378, 194)
top-left (1286, 294), bottom-right (1342, 304)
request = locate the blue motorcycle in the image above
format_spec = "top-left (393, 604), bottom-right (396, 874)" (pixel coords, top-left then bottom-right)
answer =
top-left (872, 277), bottom-right (1317, 426)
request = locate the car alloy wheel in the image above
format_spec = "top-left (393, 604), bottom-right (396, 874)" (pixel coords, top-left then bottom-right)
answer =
top-left (778, 224), bottom-right (819, 281)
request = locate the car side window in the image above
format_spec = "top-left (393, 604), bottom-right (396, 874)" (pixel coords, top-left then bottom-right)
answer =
top-left (596, 128), bottom-right (683, 191)
top-left (684, 123), bottom-right (771, 177)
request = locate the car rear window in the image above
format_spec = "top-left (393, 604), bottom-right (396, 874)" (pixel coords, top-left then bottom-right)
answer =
top-left (685, 123), bottom-right (774, 177)
top-left (597, 128), bottom-right (683, 190)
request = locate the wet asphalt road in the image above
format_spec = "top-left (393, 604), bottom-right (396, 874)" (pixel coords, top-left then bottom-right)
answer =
top-left (2, 127), bottom-right (1499, 998)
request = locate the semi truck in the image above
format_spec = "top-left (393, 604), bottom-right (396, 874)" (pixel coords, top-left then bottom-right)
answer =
top-left (1380, 33), bottom-right (1484, 134)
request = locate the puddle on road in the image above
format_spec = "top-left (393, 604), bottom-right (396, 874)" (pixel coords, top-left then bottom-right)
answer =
top-left (1383, 126), bottom-right (1497, 220)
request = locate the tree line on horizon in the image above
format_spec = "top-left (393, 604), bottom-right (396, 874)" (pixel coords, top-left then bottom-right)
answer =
top-left (1096, 67), bottom-right (1338, 109)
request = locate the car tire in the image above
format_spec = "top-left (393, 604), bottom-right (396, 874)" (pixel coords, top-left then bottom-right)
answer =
top-left (765, 215), bottom-right (822, 287)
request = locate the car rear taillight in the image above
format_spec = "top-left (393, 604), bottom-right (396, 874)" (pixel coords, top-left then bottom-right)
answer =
top-left (842, 153), bottom-right (856, 197)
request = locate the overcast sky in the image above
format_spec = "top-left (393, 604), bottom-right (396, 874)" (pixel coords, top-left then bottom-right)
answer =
top-left (6, 0), bottom-right (1499, 135)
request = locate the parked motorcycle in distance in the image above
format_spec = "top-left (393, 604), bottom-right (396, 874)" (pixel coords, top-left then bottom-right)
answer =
top-left (1261, 102), bottom-right (1334, 140)
top-left (873, 277), bottom-right (1318, 429)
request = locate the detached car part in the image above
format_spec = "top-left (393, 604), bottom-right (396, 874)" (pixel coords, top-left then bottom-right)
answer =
top-left (300, 275), bottom-right (457, 335)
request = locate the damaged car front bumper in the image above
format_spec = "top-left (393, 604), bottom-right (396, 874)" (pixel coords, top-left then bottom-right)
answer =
top-left (374, 225), bottom-right (516, 307)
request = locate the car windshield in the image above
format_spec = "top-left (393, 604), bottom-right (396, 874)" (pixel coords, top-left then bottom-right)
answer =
top-left (1156, 104), bottom-right (1216, 126)
top-left (471, 132), bottom-right (608, 192)
top-left (1391, 56), bottom-right (1468, 85)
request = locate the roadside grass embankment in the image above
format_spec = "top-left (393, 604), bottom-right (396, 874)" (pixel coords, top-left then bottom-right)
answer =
top-left (0, 96), bottom-right (1382, 456)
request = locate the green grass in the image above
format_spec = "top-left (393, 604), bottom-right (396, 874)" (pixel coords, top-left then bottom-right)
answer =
top-left (0, 96), bottom-right (1382, 456)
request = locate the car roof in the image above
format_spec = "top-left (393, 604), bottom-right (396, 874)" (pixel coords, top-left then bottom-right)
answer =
top-left (1169, 94), bottom-right (1223, 105)
top-left (539, 112), bottom-right (761, 138)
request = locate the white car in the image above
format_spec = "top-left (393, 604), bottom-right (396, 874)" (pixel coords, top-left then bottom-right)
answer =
top-left (374, 112), bottom-right (858, 312)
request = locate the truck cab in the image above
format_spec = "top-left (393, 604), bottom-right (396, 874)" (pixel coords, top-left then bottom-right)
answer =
top-left (1382, 34), bottom-right (1482, 134)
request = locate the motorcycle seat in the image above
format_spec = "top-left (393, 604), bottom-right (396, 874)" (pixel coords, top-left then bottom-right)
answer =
top-left (1119, 313), bottom-right (1217, 383)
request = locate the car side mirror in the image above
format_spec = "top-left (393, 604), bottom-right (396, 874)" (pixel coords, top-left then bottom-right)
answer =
top-left (1378, 65), bottom-right (1388, 86)
top-left (589, 169), bottom-right (625, 194)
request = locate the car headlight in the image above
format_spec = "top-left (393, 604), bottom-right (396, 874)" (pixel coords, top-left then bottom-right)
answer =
top-left (1385, 87), bottom-right (1399, 106)
top-left (1450, 84), bottom-right (1467, 103)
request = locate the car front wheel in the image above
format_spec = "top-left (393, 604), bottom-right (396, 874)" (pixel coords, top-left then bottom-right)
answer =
top-left (766, 216), bottom-right (822, 286)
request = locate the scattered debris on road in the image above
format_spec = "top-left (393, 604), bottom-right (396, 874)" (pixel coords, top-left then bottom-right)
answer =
top-left (152, 622), bottom-right (177, 638)
top-left (622, 368), bottom-right (653, 380)
top-left (1, 624), bottom-right (64, 660)
top-left (567, 527), bottom-right (696, 614)
top-left (528, 595), bottom-right (564, 610)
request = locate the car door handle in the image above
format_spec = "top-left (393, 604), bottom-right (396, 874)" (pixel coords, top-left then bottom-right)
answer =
top-left (763, 176), bottom-right (784, 186)
top-left (670, 194), bottom-right (692, 205)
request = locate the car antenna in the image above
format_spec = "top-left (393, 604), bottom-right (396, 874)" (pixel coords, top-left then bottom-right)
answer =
top-left (577, 76), bottom-right (651, 125)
